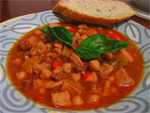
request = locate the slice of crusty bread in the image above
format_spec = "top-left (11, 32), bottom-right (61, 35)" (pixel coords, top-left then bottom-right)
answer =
top-left (53, 0), bottom-right (136, 24)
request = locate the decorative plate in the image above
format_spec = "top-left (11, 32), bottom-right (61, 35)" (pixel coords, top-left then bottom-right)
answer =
top-left (0, 10), bottom-right (149, 113)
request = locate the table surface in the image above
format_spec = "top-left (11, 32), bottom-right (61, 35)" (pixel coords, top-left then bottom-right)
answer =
top-left (0, 0), bottom-right (150, 29)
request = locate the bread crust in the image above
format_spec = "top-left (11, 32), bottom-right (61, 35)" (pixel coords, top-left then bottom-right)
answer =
top-left (53, 0), bottom-right (136, 24)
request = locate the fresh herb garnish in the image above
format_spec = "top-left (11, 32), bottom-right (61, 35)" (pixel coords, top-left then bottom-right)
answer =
top-left (75, 34), bottom-right (130, 60)
top-left (39, 26), bottom-right (75, 49)
top-left (39, 26), bottom-right (130, 60)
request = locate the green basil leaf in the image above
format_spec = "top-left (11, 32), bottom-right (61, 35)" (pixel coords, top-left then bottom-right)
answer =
top-left (40, 26), bottom-right (130, 60)
top-left (75, 34), bottom-right (130, 60)
top-left (52, 26), bottom-right (73, 47)
top-left (39, 26), bottom-right (74, 48)
top-left (39, 26), bottom-right (52, 35)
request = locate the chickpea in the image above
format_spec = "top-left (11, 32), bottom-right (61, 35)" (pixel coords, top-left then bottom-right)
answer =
top-left (108, 76), bottom-right (115, 82)
top-left (86, 29), bottom-right (97, 36)
top-left (96, 27), bottom-right (103, 32)
top-left (78, 28), bottom-right (83, 33)
top-left (74, 32), bottom-right (80, 37)
top-left (78, 24), bottom-right (87, 29)
top-left (39, 88), bottom-right (46, 94)
top-left (87, 94), bottom-right (100, 104)
top-left (62, 63), bottom-right (72, 73)
top-left (52, 66), bottom-right (61, 74)
top-left (16, 71), bottom-right (27, 80)
top-left (89, 60), bottom-right (100, 71)
top-left (77, 34), bottom-right (88, 44)
top-left (72, 96), bottom-right (84, 106)
top-left (40, 35), bottom-right (46, 39)
top-left (70, 53), bottom-right (83, 67)
top-left (40, 69), bottom-right (52, 79)
top-left (12, 58), bottom-right (23, 66)
top-left (54, 40), bottom-right (63, 49)
top-left (72, 73), bottom-right (80, 82)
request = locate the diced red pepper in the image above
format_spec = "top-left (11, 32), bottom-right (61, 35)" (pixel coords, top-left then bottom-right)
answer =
top-left (52, 61), bottom-right (63, 68)
top-left (106, 33), bottom-right (122, 41)
top-left (67, 28), bottom-right (75, 32)
top-left (35, 95), bottom-right (44, 100)
top-left (73, 43), bottom-right (79, 48)
top-left (81, 72), bottom-right (92, 79)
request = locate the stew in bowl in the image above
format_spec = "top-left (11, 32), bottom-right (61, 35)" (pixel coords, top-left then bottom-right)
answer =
top-left (6, 22), bottom-right (144, 111)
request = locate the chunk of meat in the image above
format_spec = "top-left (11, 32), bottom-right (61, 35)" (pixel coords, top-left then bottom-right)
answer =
top-left (99, 63), bottom-right (114, 78)
top-left (33, 79), bottom-right (63, 90)
top-left (113, 68), bottom-right (135, 87)
top-left (51, 73), bottom-right (67, 81)
top-left (33, 62), bottom-right (51, 74)
top-left (73, 66), bottom-right (85, 72)
top-left (85, 71), bottom-right (98, 83)
top-left (18, 39), bottom-right (32, 50)
top-left (52, 48), bottom-right (62, 55)
top-left (62, 45), bottom-right (72, 57)
top-left (51, 91), bottom-right (71, 107)
top-left (61, 81), bottom-right (82, 95)
top-left (29, 42), bottom-right (44, 56)
top-left (89, 60), bottom-right (100, 71)
top-left (70, 53), bottom-right (83, 67)
top-left (102, 53), bottom-right (114, 60)
top-left (46, 52), bottom-right (57, 60)
top-left (18, 36), bottom-right (38, 50)
top-left (120, 49), bottom-right (133, 63)
top-left (22, 57), bottom-right (40, 74)
top-left (42, 80), bottom-right (63, 89)
top-left (54, 40), bottom-right (63, 49)
top-left (42, 44), bottom-right (52, 54)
